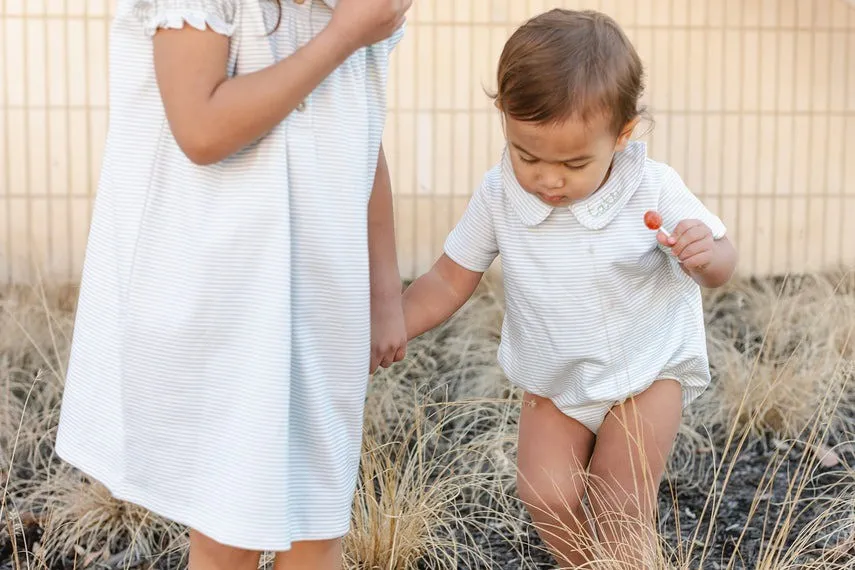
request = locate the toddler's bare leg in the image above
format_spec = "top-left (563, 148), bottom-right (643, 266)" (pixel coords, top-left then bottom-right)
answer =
top-left (587, 379), bottom-right (682, 568)
top-left (517, 392), bottom-right (596, 567)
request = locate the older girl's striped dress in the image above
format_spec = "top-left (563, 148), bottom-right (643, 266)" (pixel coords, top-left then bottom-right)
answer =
top-left (55, 0), bottom-right (402, 551)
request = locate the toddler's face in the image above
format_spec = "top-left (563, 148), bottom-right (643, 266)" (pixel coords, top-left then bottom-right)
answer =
top-left (504, 113), bottom-right (636, 208)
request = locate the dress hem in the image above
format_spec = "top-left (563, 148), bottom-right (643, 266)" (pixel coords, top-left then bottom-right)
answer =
top-left (55, 444), bottom-right (352, 553)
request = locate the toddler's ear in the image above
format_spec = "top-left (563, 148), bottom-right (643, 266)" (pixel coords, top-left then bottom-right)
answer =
top-left (614, 116), bottom-right (640, 152)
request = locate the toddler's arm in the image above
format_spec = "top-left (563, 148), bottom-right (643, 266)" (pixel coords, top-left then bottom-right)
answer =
top-left (402, 255), bottom-right (483, 340)
top-left (405, 170), bottom-right (499, 338)
top-left (151, 0), bottom-right (409, 165)
top-left (656, 166), bottom-right (738, 288)
top-left (658, 225), bottom-right (737, 288)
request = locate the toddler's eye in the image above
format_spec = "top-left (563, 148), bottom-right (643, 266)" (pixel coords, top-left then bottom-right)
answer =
top-left (565, 162), bottom-right (590, 171)
top-left (519, 155), bottom-right (538, 164)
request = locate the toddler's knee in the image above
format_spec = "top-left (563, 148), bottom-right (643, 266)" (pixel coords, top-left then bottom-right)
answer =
top-left (517, 472), bottom-right (587, 522)
top-left (586, 473), bottom-right (658, 520)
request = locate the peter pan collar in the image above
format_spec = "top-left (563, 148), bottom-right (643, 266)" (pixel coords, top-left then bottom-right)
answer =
top-left (503, 141), bottom-right (648, 230)
top-left (502, 148), bottom-right (554, 227)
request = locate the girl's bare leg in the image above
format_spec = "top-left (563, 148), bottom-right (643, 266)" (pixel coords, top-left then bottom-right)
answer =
top-left (190, 530), bottom-right (343, 570)
top-left (587, 379), bottom-right (682, 568)
top-left (189, 530), bottom-right (261, 570)
top-left (273, 538), bottom-right (343, 570)
top-left (517, 392), bottom-right (597, 568)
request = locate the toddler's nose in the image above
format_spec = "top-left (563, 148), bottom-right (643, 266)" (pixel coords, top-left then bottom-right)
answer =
top-left (543, 176), bottom-right (565, 190)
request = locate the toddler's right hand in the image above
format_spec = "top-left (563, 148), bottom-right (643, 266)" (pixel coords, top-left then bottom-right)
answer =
top-left (330, 0), bottom-right (411, 51)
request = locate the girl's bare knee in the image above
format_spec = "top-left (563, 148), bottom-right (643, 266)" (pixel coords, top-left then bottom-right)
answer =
top-left (189, 530), bottom-right (261, 570)
top-left (273, 538), bottom-right (343, 570)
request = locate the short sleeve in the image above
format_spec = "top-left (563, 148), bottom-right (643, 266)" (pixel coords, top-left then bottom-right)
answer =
top-left (386, 21), bottom-right (406, 52)
top-left (131, 0), bottom-right (237, 38)
top-left (658, 166), bottom-right (727, 240)
top-left (443, 177), bottom-right (499, 272)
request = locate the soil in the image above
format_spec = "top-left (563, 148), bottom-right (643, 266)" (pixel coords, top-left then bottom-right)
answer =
top-left (451, 438), bottom-right (855, 569)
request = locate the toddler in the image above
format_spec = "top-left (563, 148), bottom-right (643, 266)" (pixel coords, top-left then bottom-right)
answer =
top-left (402, 9), bottom-right (737, 567)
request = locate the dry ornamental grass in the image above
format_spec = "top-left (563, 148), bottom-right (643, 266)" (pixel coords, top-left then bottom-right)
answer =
top-left (1, 269), bottom-right (854, 569)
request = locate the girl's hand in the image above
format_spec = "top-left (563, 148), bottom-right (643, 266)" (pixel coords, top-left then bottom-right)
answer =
top-left (370, 294), bottom-right (407, 374)
top-left (657, 219), bottom-right (738, 288)
top-left (330, 0), bottom-right (412, 51)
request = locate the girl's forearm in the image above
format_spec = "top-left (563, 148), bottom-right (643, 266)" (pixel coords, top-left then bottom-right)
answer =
top-left (368, 147), bottom-right (403, 301)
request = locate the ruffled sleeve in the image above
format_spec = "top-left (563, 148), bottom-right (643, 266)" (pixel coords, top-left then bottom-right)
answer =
top-left (131, 0), bottom-right (238, 38)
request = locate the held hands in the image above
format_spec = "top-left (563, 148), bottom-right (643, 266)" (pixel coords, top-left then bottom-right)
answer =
top-left (656, 219), bottom-right (716, 273)
top-left (370, 293), bottom-right (407, 374)
top-left (330, 0), bottom-right (412, 51)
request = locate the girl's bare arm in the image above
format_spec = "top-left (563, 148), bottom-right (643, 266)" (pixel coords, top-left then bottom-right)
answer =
top-left (368, 146), bottom-right (407, 370)
top-left (152, 0), bottom-right (409, 165)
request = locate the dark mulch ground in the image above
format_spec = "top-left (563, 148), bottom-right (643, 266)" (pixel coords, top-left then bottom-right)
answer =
top-left (445, 436), bottom-right (855, 570)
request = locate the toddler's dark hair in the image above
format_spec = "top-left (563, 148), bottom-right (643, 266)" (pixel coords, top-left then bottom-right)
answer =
top-left (494, 9), bottom-right (645, 134)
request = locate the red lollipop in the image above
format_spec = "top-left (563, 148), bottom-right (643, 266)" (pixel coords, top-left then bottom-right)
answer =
top-left (643, 210), bottom-right (671, 237)
top-left (644, 210), bottom-right (662, 230)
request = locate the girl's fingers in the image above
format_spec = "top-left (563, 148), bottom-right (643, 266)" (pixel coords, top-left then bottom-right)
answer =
top-left (394, 346), bottom-right (406, 362)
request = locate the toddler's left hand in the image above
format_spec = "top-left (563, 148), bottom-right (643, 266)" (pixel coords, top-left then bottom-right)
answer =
top-left (657, 219), bottom-right (715, 273)
top-left (370, 295), bottom-right (407, 374)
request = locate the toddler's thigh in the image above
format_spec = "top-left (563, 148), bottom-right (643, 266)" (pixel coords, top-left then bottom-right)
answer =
top-left (517, 392), bottom-right (596, 503)
top-left (588, 379), bottom-right (682, 508)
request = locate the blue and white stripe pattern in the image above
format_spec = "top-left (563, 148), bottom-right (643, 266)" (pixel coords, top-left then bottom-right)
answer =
top-left (56, 0), bottom-right (402, 551)
top-left (445, 141), bottom-right (726, 432)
